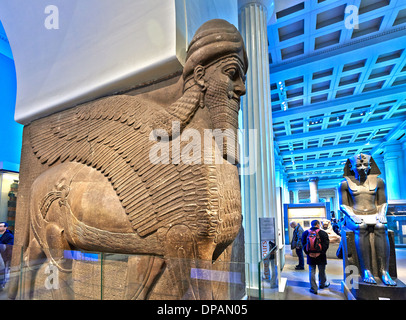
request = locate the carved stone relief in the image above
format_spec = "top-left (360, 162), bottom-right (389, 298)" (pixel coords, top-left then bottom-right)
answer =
top-left (9, 19), bottom-right (248, 300)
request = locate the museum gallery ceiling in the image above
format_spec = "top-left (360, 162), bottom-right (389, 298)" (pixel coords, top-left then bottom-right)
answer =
top-left (268, 0), bottom-right (406, 184)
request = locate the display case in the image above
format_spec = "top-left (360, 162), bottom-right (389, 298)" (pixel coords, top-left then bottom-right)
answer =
top-left (7, 179), bottom-right (18, 233)
top-left (5, 245), bottom-right (251, 300)
top-left (0, 171), bottom-right (19, 228)
top-left (283, 202), bottom-right (330, 244)
top-left (387, 200), bottom-right (406, 247)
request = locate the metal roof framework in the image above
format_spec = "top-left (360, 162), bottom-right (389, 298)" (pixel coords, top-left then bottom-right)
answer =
top-left (268, 0), bottom-right (406, 186)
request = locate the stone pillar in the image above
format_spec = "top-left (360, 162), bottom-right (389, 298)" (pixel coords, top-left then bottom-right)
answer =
top-left (383, 142), bottom-right (405, 200)
top-left (238, 0), bottom-right (276, 293)
top-left (329, 196), bottom-right (334, 217)
top-left (335, 187), bottom-right (341, 218)
top-left (292, 190), bottom-right (299, 203)
top-left (283, 176), bottom-right (290, 204)
top-left (308, 177), bottom-right (319, 203)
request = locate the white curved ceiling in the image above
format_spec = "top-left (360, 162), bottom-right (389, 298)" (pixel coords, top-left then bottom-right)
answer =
top-left (0, 0), bottom-right (238, 125)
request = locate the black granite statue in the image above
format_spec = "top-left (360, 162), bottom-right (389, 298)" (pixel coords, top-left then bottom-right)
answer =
top-left (338, 153), bottom-right (396, 286)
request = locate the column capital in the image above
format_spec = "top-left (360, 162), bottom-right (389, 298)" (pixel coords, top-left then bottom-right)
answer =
top-left (383, 140), bottom-right (402, 152)
top-left (384, 154), bottom-right (399, 161)
top-left (382, 140), bottom-right (403, 160)
top-left (238, 0), bottom-right (275, 16)
top-left (288, 181), bottom-right (308, 191)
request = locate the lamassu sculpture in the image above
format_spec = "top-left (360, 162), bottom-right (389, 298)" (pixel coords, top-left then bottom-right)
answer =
top-left (339, 153), bottom-right (396, 286)
top-left (11, 19), bottom-right (248, 300)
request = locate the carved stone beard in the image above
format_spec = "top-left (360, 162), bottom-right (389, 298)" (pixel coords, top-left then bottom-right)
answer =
top-left (204, 77), bottom-right (240, 164)
top-left (153, 86), bottom-right (201, 138)
top-left (357, 167), bottom-right (369, 181)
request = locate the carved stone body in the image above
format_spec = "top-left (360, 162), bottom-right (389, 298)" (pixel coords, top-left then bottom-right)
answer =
top-left (10, 19), bottom-right (248, 300)
top-left (339, 154), bottom-right (396, 286)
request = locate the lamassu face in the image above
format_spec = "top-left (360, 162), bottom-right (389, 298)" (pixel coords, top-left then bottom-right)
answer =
top-left (202, 56), bottom-right (246, 164)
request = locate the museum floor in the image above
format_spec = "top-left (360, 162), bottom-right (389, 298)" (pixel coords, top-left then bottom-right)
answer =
top-left (0, 247), bottom-right (404, 300)
top-left (279, 247), bottom-right (406, 300)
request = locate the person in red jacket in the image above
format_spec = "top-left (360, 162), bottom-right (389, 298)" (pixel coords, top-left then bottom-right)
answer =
top-left (301, 220), bottom-right (330, 294)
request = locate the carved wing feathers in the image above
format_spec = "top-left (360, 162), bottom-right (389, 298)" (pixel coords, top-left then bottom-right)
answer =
top-left (29, 95), bottom-right (198, 237)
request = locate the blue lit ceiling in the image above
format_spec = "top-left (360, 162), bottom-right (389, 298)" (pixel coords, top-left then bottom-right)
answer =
top-left (268, 0), bottom-right (406, 185)
top-left (0, 20), bottom-right (12, 60)
top-left (0, 19), bottom-right (21, 172)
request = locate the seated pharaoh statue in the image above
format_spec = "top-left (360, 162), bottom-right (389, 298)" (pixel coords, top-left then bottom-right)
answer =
top-left (338, 153), bottom-right (396, 286)
top-left (9, 19), bottom-right (248, 300)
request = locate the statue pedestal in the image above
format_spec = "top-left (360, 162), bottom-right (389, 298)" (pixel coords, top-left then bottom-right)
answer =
top-left (342, 278), bottom-right (406, 300)
top-left (341, 227), bottom-right (406, 300)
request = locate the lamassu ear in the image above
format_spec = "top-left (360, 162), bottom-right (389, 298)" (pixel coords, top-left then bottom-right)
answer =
top-left (193, 65), bottom-right (206, 91)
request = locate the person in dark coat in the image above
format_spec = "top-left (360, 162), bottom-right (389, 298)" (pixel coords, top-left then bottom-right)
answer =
top-left (0, 222), bottom-right (14, 246)
top-left (301, 219), bottom-right (330, 294)
top-left (290, 221), bottom-right (304, 270)
top-left (0, 222), bottom-right (13, 289)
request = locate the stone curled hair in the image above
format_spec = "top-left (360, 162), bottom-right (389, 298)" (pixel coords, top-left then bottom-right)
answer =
top-left (183, 19), bottom-right (248, 81)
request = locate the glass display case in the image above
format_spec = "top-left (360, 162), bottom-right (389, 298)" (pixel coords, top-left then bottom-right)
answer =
top-left (387, 200), bottom-right (406, 247)
top-left (4, 245), bottom-right (251, 300)
top-left (0, 171), bottom-right (19, 231)
top-left (283, 202), bottom-right (330, 245)
top-left (258, 244), bottom-right (280, 300)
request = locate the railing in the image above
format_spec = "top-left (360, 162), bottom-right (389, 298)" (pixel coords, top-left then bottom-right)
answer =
top-left (258, 244), bottom-right (278, 300)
